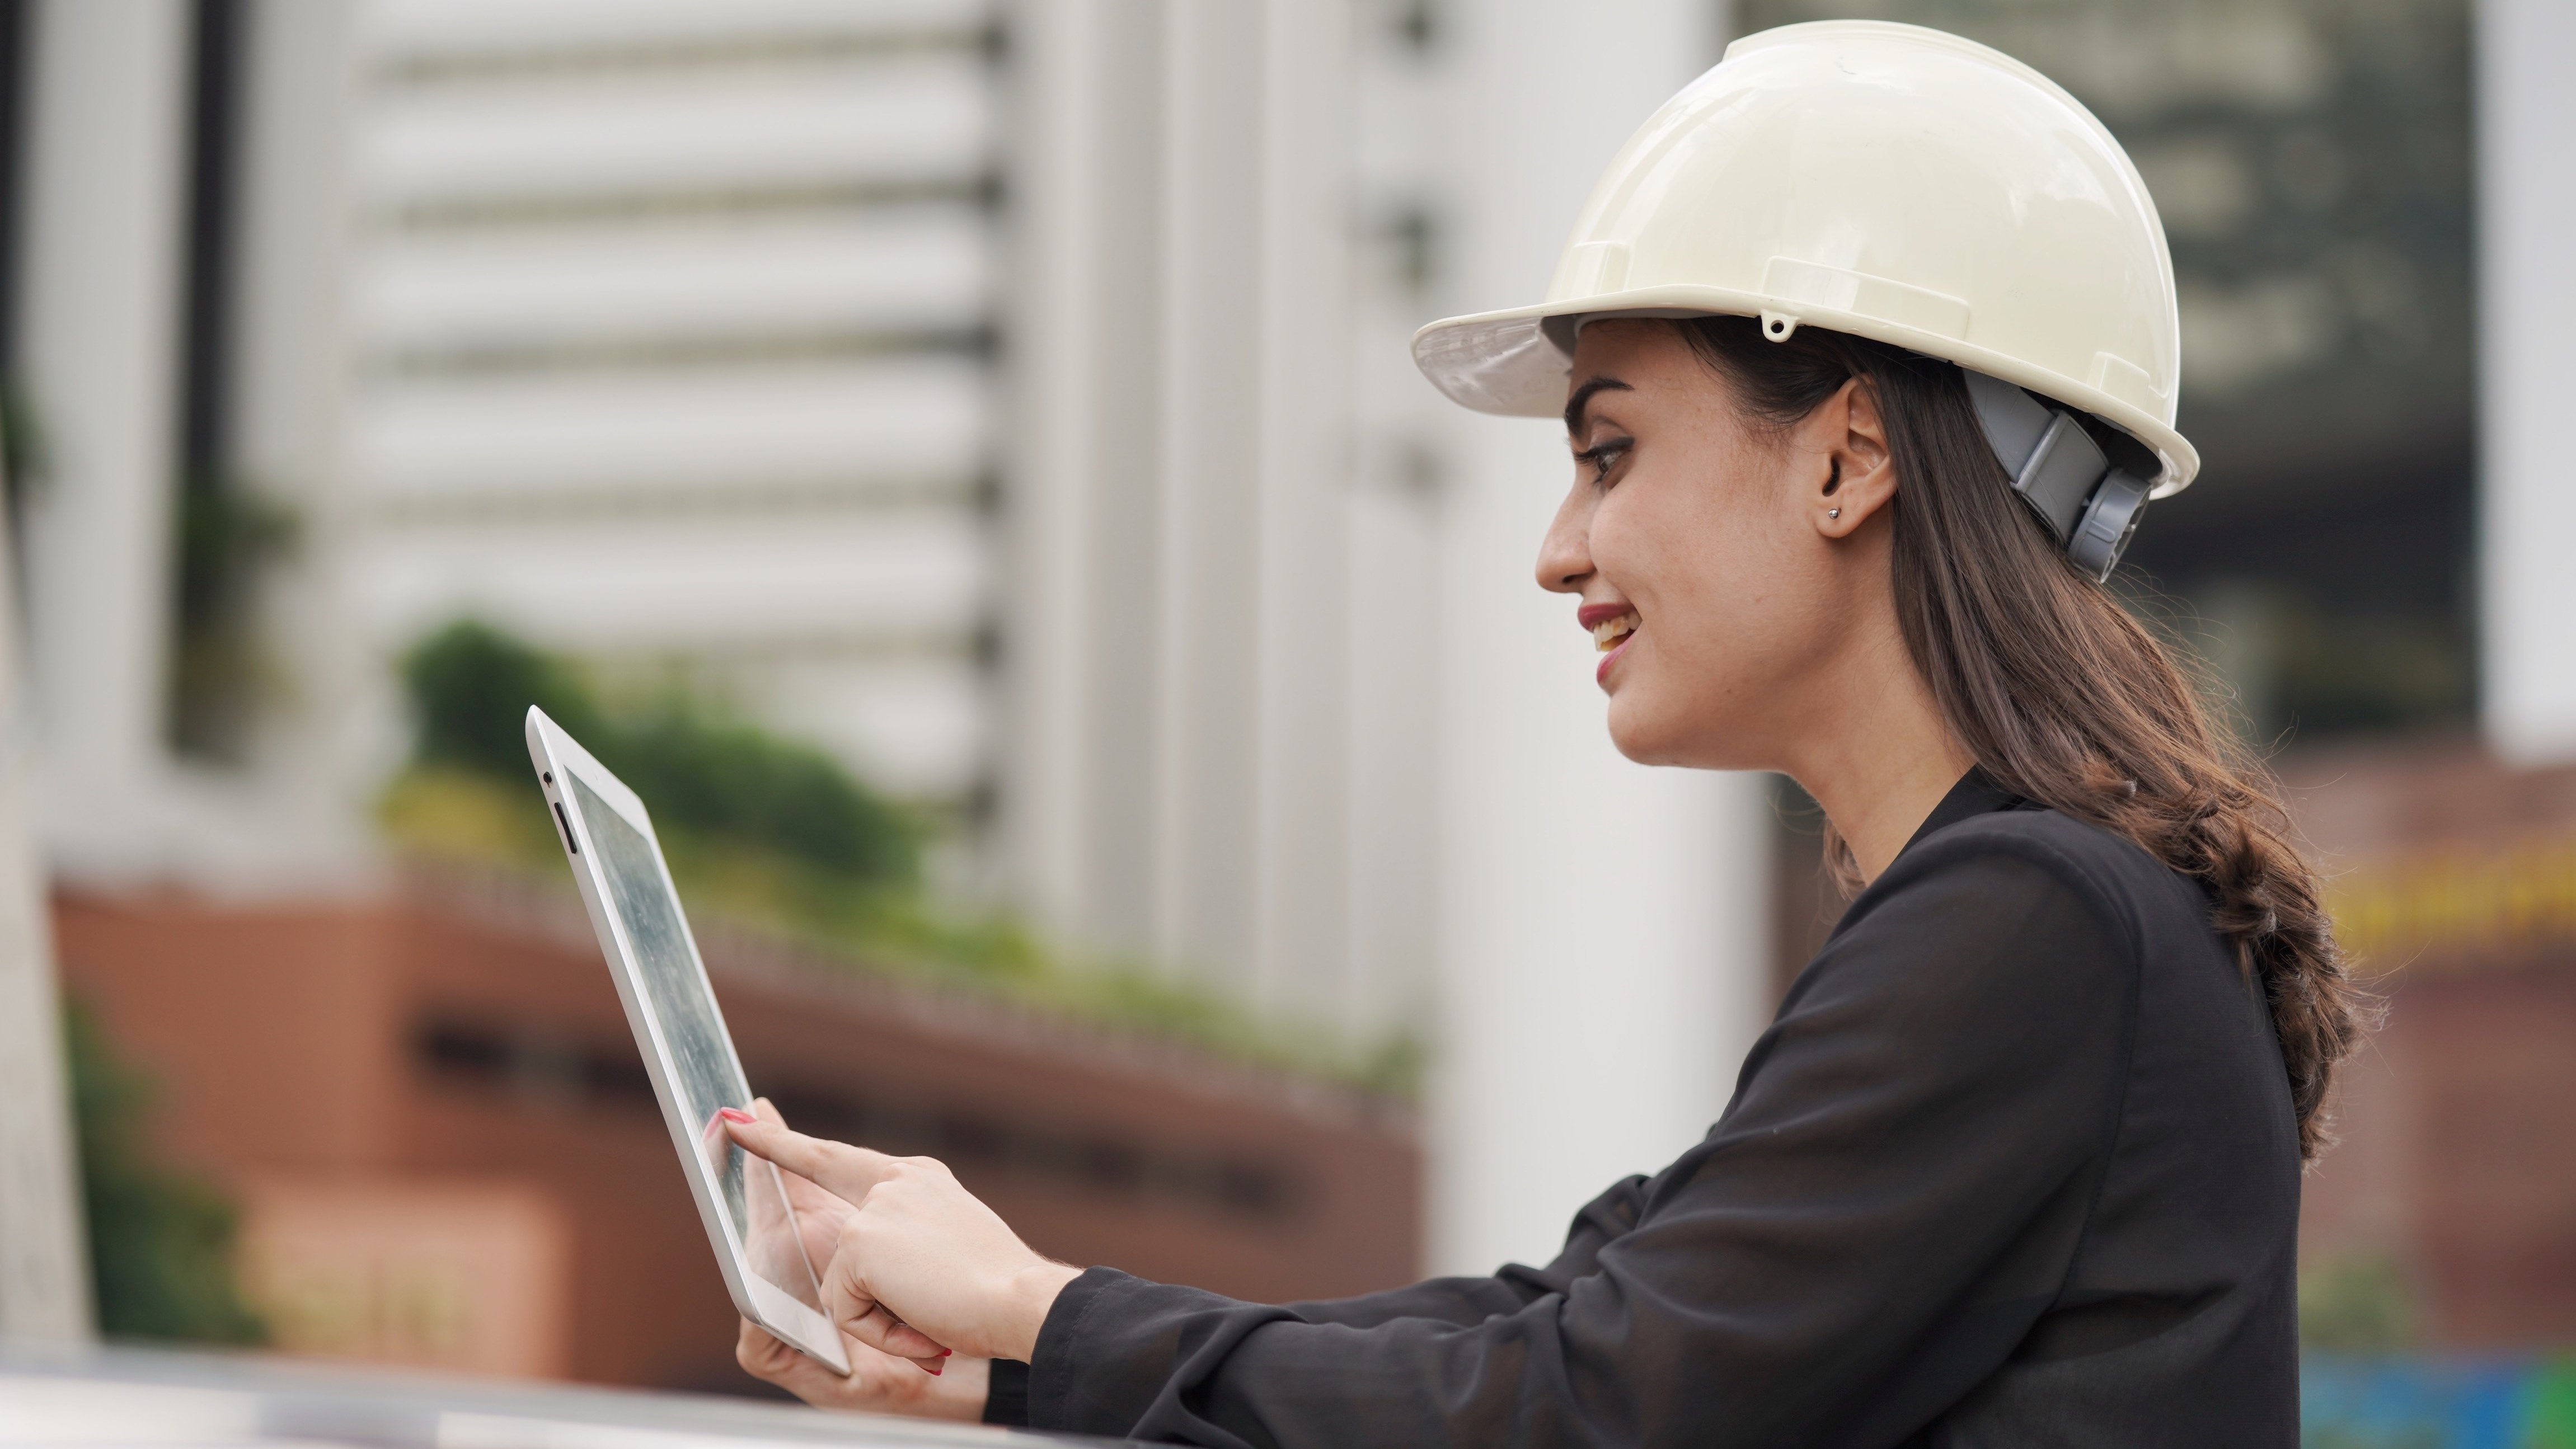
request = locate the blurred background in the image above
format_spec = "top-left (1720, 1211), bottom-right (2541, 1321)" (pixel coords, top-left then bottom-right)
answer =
top-left (0, 0), bottom-right (2566, 1441)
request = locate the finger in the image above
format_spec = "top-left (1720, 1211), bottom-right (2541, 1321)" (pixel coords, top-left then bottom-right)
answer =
top-left (889, 1319), bottom-right (950, 1365)
top-left (749, 1099), bottom-right (846, 1215)
top-left (719, 1111), bottom-right (898, 1202)
top-left (744, 1335), bottom-right (846, 1402)
top-left (833, 1295), bottom-right (947, 1364)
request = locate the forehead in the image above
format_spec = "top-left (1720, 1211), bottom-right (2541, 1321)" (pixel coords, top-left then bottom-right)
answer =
top-left (1563, 319), bottom-right (1720, 434)
top-left (1566, 317), bottom-right (1697, 384)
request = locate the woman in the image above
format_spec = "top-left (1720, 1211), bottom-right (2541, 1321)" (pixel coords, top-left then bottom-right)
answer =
top-left (719, 21), bottom-right (2363, 1446)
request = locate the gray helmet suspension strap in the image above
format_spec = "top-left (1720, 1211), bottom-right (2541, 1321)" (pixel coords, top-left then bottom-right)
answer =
top-left (1962, 370), bottom-right (2151, 583)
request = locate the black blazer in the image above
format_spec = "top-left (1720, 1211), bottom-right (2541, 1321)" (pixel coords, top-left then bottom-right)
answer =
top-left (988, 769), bottom-right (2301, 1447)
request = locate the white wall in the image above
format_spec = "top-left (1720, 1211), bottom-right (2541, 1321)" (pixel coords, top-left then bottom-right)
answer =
top-left (1423, 0), bottom-right (1775, 1276)
top-left (230, 0), bottom-right (377, 877)
top-left (16, 0), bottom-right (194, 880)
top-left (2479, 0), bottom-right (2576, 761)
top-left (1250, 1), bottom-right (1363, 1022)
top-left (1002, 0), bottom-right (1387, 1034)
top-left (0, 408), bottom-right (88, 1346)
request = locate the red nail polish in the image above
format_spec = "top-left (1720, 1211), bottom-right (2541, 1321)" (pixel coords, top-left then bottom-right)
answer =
top-left (716, 1107), bottom-right (754, 1125)
top-left (927, 1363), bottom-right (944, 1376)
top-left (937, 1349), bottom-right (952, 1358)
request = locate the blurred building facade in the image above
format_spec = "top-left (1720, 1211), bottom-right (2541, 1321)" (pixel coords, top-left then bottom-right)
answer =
top-left (2286, 742), bottom-right (2576, 1350)
top-left (12, 1), bottom-right (1015, 893)
top-left (0, 0), bottom-right (1781, 1343)
top-left (52, 871), bottom-right (1417, 1387)
top-left (2, 0), bottom-right (1773, 1020)
top-left (334, 4), bottom-right (1006, 810)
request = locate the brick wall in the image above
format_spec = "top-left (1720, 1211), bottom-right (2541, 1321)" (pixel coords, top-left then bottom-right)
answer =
top-left (53, 873), bottom-right (1420, 1391)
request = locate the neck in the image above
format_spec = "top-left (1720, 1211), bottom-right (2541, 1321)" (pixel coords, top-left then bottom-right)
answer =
top-left (1782, 614), bottom-right (1973, 883)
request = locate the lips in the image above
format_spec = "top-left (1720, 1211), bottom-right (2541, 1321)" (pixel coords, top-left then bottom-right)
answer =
top-left (1580, 603), bottom-right (1641, 687)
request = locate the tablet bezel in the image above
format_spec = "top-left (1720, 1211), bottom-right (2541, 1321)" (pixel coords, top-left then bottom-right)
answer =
top-left (523, 705), bottom-right (852, 1376)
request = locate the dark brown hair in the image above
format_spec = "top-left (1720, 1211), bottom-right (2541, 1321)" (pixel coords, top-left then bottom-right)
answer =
top-left (1682, 315), bottom-right (2365, 1162)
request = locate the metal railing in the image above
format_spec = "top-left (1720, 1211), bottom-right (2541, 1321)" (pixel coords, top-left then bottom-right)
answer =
top-left (0, 1345), bottom-right (1111, 1448)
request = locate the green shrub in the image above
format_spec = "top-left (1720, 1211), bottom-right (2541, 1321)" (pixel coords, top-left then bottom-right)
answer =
top-left (617, 706), bottom-right (917, 888)
top-left (65, 1001), bottom-right (265, 1345)
top-left (401, 620), bottom-right (609, 783)
top-left (398, 620), bottom-right (918, 888)
top-left (2299, 1252), bottom-right (2414, 1355)
top-left (387, 619), bottom-right (1420, 1098)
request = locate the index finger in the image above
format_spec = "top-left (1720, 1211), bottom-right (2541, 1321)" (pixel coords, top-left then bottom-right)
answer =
top-left (719, 1109), bottom-right (898, 1201)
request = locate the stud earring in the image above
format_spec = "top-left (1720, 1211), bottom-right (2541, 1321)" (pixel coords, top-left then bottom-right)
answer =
top-left (1828, 507), bottom-right (1841, 519)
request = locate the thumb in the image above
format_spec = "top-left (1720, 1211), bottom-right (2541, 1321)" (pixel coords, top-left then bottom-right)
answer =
top-left (818, 1249), bottom-right (949, 1366)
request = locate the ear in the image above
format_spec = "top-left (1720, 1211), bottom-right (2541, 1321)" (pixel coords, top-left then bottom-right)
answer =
top-left (1803, 377), bottom-right (1896, 541)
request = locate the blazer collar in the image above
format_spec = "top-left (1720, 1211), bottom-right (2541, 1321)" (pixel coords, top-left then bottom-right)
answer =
top-left (1897, 766), bottom-right (2025, 859)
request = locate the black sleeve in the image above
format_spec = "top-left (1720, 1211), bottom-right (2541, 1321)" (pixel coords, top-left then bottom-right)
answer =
top-left (987, 1167), bottom-right (1646, 1426)
top-left (1282, 1173), bottom-right (1652, 1330)
top-left (982, 1358), bottom-right (1030, 1426)
top-left (1021, 831), bottom-right (2138, 1449)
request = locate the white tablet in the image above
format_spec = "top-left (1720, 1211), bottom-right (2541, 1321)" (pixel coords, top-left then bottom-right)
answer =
top-left (523, 706), bottom-right (852, 1376)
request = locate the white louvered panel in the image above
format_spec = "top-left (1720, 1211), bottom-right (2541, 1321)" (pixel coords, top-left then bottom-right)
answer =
top-left (357, 59), bottom-right (992, 204)
top-left (351, 357), bottom-right (987, 496)
top-left (361, 0), bottom-right (993, 53)
top-left (339, 0), bottom-right (1003, 804)
top-left (354, 507), bottom-right (988, 652)
top-left (358, 211), bottom-right (992, 351)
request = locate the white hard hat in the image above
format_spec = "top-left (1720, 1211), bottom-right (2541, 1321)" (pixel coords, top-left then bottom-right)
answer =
top-left (1413, 19), bottom-right (2197, 524)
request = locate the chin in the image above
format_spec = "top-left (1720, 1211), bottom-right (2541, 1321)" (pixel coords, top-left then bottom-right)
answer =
top-left (1607, 689), bottom-right (1753, 771)
top-left (1604, 697), bottom-right (1686, 766)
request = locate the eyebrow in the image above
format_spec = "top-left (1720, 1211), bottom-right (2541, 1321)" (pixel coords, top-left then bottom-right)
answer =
top-left (1563, 375), bottom-right (1635, 437)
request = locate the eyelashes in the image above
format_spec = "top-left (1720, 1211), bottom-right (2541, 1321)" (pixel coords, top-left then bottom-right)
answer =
top-left (1574, 436), bottom-right (1633, 484)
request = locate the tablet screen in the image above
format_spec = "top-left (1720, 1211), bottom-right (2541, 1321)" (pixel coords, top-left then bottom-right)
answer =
top-left (569, 776), bottom-right (829, 1318)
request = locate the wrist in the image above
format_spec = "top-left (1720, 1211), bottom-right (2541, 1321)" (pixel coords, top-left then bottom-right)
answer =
top-left (996, 1261), bottom-right (1084, 1363)
top-left (925, 1354), bottom-right (990, 1422)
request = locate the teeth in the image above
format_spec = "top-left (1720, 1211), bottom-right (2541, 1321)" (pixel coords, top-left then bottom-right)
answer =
top-left (1591, 611), bottom-right (1640, 652)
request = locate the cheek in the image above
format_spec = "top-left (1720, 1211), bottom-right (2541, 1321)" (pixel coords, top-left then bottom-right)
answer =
top-left (1596, 478), bottom-right (1821, 727)
top-left (1597, 487), bottom-right (1782, 664)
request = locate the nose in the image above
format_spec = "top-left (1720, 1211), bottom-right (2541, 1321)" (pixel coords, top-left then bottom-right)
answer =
top-left (1535, 481), bottom-right (1595, 595)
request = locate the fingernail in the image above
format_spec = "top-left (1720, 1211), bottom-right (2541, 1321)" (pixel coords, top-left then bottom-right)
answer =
top-left (927, 1363), bottom-right (944, 1376)
top-left (937, 1349), bottom-right (952, 1358)
top-left (716, 1107), bottom-right (754, 1125)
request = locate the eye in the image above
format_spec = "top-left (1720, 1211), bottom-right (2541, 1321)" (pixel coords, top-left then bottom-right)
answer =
top-left (1574, 437), bottom-right (1632, 486)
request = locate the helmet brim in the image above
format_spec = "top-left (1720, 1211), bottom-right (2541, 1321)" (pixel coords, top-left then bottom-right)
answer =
top-left (1412, 287), bottom-right (2200, 497)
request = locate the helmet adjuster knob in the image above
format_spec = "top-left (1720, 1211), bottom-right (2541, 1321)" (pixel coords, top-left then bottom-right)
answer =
top-left (1964, 370), bottom-right (2151, 583)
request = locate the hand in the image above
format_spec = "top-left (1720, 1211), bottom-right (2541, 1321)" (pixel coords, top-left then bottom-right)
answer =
top-left (722, 1113), bottom-right (1085, 1365)
top-left (736, 1318), bottom-right (991, 1422)
top-left (718, 1103), bottom-right (949, 1371)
